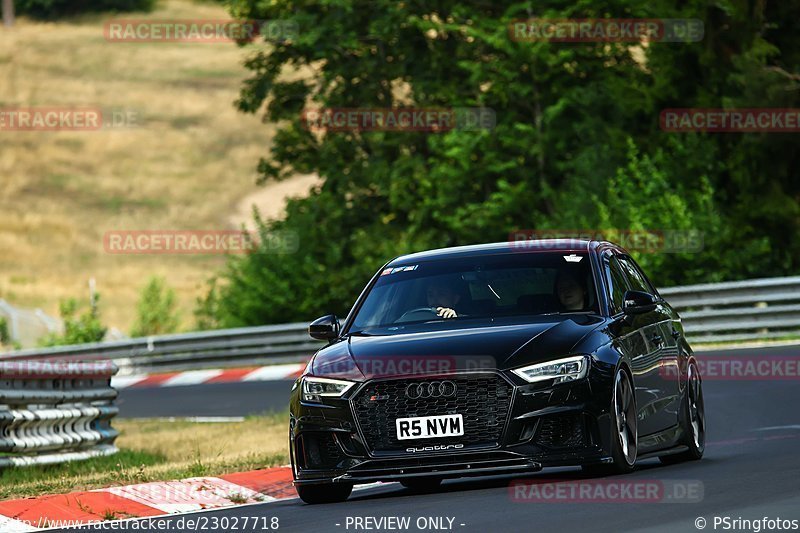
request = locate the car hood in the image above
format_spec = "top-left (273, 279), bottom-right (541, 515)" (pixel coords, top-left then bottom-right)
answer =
top-left (309, 316), bottom-right (605, 380)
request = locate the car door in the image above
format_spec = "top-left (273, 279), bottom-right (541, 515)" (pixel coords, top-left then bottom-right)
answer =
top-left (617, 255), bottom-right (680, 435)
top-left (602, 253), bottom-right (663, 437)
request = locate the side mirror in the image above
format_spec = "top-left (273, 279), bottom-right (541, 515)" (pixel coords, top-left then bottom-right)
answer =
top-left (309, 314), bottom-right (340, 340)
top-left (622, 290), bottom-right (658, 315)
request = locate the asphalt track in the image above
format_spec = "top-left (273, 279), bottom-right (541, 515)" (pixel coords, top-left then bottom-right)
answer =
top-left (61, 344), bottom-right (800, 532)
top-left (116, 380), bottom-right (294, 418)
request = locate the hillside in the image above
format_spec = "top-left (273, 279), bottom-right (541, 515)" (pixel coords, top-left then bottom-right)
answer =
top-left (0, 0), bottom-right (312, 335)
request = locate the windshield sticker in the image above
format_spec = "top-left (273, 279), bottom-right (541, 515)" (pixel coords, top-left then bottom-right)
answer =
top-left (563, 254), bottom-right (583, 262)
top-left (381, 265), bottom-right (419, 276)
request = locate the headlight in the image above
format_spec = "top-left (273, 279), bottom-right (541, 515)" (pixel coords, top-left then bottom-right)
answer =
top-left (302, 376), bottom-right (355, 402)
top-left (511, 355), bottom-right (589, 384)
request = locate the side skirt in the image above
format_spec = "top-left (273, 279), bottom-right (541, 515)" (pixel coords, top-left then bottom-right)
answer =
top-left (638, 445), bottom-right (689, 461)
top-left (637, 423), bottom-right (682, 455)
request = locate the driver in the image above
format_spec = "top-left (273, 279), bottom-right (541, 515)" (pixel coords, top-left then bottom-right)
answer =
top-left (426, 281), bottom-right (462, 319)
top-left (555, 271), bottom-right (586, 311)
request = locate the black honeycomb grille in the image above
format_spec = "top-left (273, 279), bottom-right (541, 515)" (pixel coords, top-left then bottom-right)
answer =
top-left (301, 432), bottom-right (344, 470)
top-left (534, 414), bottom-right (587, 449)
top-left (352, 374), bottom-right (513, 453)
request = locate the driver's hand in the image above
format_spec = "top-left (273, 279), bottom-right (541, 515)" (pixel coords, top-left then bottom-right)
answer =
top-left (436, 307), bottom-right (457, 319)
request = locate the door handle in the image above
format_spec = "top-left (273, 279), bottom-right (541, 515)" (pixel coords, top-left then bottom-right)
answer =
top-left (671, 328), bottom-right (681, 339)
top-left (651, 334), bottom-right (664, 346)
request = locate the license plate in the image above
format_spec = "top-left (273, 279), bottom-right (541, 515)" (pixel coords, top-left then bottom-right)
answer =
top-left (395, 414), bottom-right (464, 440)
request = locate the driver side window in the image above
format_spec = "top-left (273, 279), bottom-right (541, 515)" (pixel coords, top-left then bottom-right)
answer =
top-left (618, 256), bottom-right (656, 295)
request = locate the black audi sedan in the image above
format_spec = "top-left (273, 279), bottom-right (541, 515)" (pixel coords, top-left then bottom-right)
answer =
top-left (289, 240), bottom-right (705, 503)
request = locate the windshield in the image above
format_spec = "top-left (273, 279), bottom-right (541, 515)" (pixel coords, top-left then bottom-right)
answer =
top-left (350, 252), bottom-right (599, 332)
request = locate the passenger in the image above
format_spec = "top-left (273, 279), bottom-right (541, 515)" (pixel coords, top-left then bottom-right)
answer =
top-left (555, 271), bottom-right (586, 311)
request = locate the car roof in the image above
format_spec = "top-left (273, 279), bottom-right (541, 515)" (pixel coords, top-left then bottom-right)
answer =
top-left (387, 239), bottom-right (626, 266)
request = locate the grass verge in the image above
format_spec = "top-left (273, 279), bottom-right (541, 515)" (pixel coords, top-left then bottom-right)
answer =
top-left (0, 412), bottom-right (289, 500)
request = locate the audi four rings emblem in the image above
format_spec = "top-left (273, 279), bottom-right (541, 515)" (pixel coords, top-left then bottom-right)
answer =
top-left (405, 381), bottom-right (458, 399)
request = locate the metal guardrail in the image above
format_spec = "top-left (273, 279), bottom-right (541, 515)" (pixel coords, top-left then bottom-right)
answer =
top-left (660, 276), bottom-right (800, 343)
top-left (2, 323), bottom-right (322, 375)
top-left (0, 360), bottom-right (119, 467)
top-left (0, 276), bottom-right (798, 379)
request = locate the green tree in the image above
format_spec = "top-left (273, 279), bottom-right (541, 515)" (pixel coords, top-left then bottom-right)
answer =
top-left (0, 317), bottom-right (10, 346)
top-left (547, 137), bottom-right (725, 286)
top-left (41, 296), bottom-right (107, 346)
top-left (131, 277), bottom-right (180, 337)
top-left (202, 0), bottom-right (800, 326)
top-left (194, 277), bottom-right (222, 331)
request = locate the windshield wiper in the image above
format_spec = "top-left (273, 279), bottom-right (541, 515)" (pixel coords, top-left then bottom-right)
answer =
top-left (347, 330), bottom-right (376, 337)
top-left (558, 310), bottom-right (594, 314)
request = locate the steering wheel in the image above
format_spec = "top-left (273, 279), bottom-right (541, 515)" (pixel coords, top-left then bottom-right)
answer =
top-left (397, 307), bottom-right (440, 322)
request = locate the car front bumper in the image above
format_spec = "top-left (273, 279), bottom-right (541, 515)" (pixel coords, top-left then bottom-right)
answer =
top-left (290, 367), bottom-right (616, 486)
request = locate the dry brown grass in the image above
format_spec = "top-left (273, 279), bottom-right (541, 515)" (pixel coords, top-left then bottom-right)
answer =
top-left (115, 415), bottom-right (288, 466)
top-left (0, 0), bottom-right (304, 335)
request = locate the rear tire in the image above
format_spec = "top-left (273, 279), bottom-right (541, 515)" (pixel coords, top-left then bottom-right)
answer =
top-left (296, 483), bottom-right (353, 504)
top-left (400, 477), bottom-right (442, 492)
top-left (660, 360), bottom-right (705, 465)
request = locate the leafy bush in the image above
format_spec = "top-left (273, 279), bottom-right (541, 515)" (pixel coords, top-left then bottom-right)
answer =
top-left (0, 317), bottom-right (10, 346)
top-left (131, 277), bottom-right (180, 337)
top-left (40, 296), bottom-right (107, 347)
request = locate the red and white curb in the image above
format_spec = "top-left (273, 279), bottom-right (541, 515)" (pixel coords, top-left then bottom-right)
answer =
top-left (0, 467), bottom-right (303, 531)
top-left (111, 363), bottom-right (306, 389)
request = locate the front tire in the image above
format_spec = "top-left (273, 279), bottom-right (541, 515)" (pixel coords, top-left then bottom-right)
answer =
top-left (581, 367), bottom-right (637, 475)
top-left (609, 367), bottom-right (638, 473)
top-left (660, 360), bottom-right (705, 465)
top-left (296, 483), bottom-right (353, 504)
